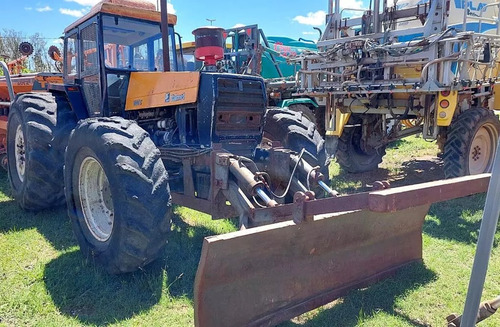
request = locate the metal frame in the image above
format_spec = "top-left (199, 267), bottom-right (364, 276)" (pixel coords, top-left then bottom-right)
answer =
top-left (0, 62), bottom-right (15, 104)
top-left (292, 0), bottom-right (500, 144)
top-left (460, 141), bottom-right (500, 325)
top-left (297, 0), bottom-right (500, 91)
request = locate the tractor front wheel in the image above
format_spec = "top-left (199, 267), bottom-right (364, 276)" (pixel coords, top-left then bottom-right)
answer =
top-left (443, 108), bottom-right (500, 178)
top-left (7, 92), bottom-right (76, 210)
top-left (64, 117), bottom-right (172, 274)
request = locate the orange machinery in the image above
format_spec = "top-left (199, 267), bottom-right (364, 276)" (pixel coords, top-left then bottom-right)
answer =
top-left (0, 46), bottom-right (63, 168)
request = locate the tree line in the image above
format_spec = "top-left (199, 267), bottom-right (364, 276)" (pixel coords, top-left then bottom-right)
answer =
top-left (0, 29), bottom-right (61, 74)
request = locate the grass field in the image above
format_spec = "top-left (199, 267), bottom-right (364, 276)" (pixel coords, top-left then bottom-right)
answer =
top-left (1, 136), bottom-right (500, 326)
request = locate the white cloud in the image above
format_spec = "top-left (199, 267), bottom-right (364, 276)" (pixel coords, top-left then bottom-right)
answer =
top-left (152, 1), bottom-right (176, 14)
top-left (51, 38), bottom-right (64, 46)
top-left (64, 0), bottom-right (99, 6)
top-left (24, 7), bottom-right (33, 10)
top-left (344, 0), bottom-right (365, 10)
top-left (293, 10), bottom-right (326, 26)
top-left (343, 0), bottom-right (367, 16)
top-left (293, 1), bottom-right (367, 26)
top-left (36, 6), bottom-right (53, 12)
top-left (59, 8), bottom-right (87, 17)
top-left (302, 31), bottom-right (317, 35)
top-left (168, 3), bottom-right (176, 14)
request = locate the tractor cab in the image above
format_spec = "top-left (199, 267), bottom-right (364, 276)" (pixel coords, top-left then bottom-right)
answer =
top-left (62, 0), bottom-right (178, 117)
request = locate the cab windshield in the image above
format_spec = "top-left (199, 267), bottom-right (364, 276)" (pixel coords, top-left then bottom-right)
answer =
top-left (102, 15), bottom-right (177, 71)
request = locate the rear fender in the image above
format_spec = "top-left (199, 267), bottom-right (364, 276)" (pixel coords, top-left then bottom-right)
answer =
top-left (325, 107), bottom-right (350, 136)
top-left (279, 98), bottom-right (318, 108)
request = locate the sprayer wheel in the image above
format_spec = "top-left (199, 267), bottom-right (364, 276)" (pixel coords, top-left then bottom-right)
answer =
top-left (335, 115), bottom-right (386, 173)
top-left (443, 108), bottom-right (500, 178)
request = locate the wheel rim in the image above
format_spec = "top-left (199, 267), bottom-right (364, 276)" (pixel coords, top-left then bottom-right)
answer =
top-left (469, 123), bottom-right (498, 174)
top-left (78, 157), bottom-right (114, 242)
top-left (14, 125), bottom-right (26, 182)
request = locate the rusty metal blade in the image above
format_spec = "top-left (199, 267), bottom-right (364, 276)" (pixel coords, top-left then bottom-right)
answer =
top-left (368, 173), bottom-right (491, 212)
top-left (194, 174), bottom-right (490, 326)
top-left (194, 204), bottom-right (431, 327)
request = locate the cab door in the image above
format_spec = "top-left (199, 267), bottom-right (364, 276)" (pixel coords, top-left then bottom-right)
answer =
top-left (79, 21), bottom-right (103, 117)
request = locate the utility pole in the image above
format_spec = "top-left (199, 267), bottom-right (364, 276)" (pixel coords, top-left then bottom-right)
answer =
top-left (206, 18), bottom-right (216, 26)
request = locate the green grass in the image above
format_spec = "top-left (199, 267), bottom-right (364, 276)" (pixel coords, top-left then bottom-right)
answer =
top-left (1, 135), bottom-right (499, 326)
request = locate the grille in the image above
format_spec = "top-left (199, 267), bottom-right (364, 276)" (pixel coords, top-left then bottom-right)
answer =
top-left (81, 24), bottom-right (98, 77)
top-left (215, 78), bottom-right (265, 137)
top-left (213, 77), bottom-right (266, 156)
top-left (83, 80), bottom-right (101, 116)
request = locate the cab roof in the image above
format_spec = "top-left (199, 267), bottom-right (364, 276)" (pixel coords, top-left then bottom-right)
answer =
top-left (64, 0), bottom-right (177, 33)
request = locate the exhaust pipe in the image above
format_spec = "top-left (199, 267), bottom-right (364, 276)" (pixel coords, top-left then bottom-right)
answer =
top-left (160, 0), bottom-right (171, 71)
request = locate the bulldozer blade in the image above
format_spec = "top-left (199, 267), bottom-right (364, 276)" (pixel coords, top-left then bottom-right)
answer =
top-left (195, 204), bottom-right (430, 326)
top-left (194, 174), bottom-right (490, 327)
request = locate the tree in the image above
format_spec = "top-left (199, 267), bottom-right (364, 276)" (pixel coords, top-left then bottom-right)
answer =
top-left (0, 30), bottom-right (24, 61)
top-left (29, 33), bottom-right (50, 72)
top-left (0, 29), bottom-right (60, 75)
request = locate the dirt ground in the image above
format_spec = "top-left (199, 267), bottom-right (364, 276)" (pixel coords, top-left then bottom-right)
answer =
top-left (333, 155), bottom-right (445, 194)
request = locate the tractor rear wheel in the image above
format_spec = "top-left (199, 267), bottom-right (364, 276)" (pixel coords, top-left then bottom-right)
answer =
top-left (263, 108), bottom-right (329, 185)
top-left (7, 92), bottom-right (76, 210)
top-left (64, 117), bottom-right (172, 274)
top-left (314, 106), bottom-right (326, 137)
top-left (336, 115), bottom-right (386, 173)
top-left (288, 104), bottom-right (327, 137)
top-left (288, 104), bottom-right (316, 125)
top-left (443, 108), bottom-right (500, 178)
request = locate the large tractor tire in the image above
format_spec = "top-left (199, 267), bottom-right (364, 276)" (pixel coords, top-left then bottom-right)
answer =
top-left (7, 92), bottom-right (76, 210)
top-left (336, 116), bottom-right (386, 173)
top-left (314, 106), bottom-right (326, 137)
top-left (263, 108), bottom-right (329, 182)
top-left (288, 104), bottom-right (326, 137)
top-left (443, 108), bottom-right (500, 178)
top-left (64, 117), bottom-right (172, 274)
top-left (288, 104), bottom-right (316, 124)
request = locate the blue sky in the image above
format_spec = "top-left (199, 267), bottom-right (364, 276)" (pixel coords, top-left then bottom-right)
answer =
top-left (0, 0), bottom-right (366, 45)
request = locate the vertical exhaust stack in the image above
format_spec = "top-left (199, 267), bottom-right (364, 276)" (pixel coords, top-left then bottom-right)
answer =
top-left (192, 26), bottom-right (225, 71)
top-left (160, 0), bottom-right (171, 71)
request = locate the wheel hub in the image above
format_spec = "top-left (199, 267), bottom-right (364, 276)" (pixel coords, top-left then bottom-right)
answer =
top-left (78, 157), bottom-right (114, 242)
top-left (471, 145), bottom-right (481, 161)
top-left (14, 125), bottom-right (26, 182)
top-left (469, 124), bottom-right (498, 174)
